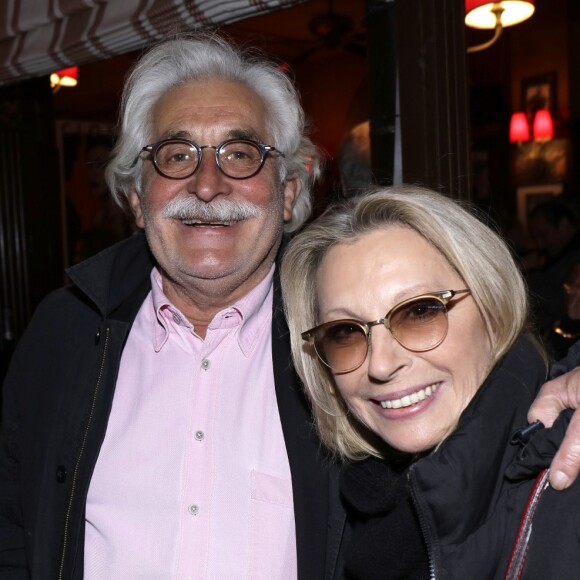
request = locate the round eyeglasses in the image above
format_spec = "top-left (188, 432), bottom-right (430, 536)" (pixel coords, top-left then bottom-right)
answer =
top-left (141, 138), bottom-right (284, 180)
top-left (301, 289), bottom-right (470, 373)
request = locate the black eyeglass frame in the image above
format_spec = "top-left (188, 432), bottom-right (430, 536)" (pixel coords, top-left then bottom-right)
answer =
top-left (141, 138), bottom-right (284, 180)
top-left (301, 289), bottom-right (471, 372)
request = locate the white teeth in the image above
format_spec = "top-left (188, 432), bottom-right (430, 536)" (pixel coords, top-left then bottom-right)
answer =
top-left (380, 383), bottom-right (439, 409)
top-left (182, 220), bottom-right (232, 226)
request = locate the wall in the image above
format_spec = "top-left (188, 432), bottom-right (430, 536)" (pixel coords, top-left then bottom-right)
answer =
top-left (466, 0), bottom-right (574, 237)
top-left (510, 0), bottom-right (569, 119)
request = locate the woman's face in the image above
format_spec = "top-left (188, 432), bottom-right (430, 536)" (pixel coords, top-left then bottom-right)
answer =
top-left (315, 226), bottom-right (494, 454)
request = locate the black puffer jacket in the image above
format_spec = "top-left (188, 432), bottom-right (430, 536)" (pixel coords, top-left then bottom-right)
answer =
top-left (343, 337), bottom-right (580, 579)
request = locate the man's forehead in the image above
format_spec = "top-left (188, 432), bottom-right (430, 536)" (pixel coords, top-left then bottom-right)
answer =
top-left (150, 79), bottom-right (269, 142)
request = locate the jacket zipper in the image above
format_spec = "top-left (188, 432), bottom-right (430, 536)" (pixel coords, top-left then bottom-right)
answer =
top-left (408, 468), bottom-right (437, 580)
top-left (58, 327), bottom-right (110, 580)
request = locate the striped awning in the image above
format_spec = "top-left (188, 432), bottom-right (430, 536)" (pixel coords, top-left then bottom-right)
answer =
top-left (0, 0), bottom-right (306, 86)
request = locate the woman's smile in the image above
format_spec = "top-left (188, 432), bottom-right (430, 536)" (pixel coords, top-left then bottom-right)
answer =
top-left (376, 381), bottom-right (441, 409)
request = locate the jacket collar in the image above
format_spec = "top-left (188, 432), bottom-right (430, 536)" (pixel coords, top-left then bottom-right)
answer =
top-left (66, 232), bottom-right (155, 318)
top-left (410, 336), bottom-right (547, 545)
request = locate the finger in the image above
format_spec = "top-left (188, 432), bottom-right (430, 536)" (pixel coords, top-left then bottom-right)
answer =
top-left (527, 383), bottom-right (567, 428)
top-left (549, 410), bottom-right (580, 490)
top-left (528, 366), bottom-right (580, 489)
top-left (527, 367), bottom-right (580, 427)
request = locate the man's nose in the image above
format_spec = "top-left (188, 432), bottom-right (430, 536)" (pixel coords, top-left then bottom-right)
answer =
top-left (185, 147), bottom-right (229, 201)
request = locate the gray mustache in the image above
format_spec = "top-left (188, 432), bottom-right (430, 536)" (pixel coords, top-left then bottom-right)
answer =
top-left (161, 197), bottom-right (262, 222)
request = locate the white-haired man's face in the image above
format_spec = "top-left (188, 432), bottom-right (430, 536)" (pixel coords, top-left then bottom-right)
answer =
top-left (129, 78), bottom-right (300, 312)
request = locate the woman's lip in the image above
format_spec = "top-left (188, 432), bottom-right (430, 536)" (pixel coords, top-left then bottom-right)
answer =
top-left (373, 382), bottom-right (442, 410)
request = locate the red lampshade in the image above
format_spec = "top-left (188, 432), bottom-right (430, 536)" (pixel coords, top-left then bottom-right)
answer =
top-left (509, 112), bottom-right (530, 143)
top-left (50, 66), bottom-right (78, 89)
top-left (533, 109), bottom-right (554, 141)
top-left (465, 1), bottom-right (535, 29)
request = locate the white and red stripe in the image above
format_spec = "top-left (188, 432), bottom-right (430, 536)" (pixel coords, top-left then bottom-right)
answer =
top-left (0, 0), bottom-right (305, 85)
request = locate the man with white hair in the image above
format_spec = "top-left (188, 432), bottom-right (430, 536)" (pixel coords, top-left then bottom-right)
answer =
top-left (2, 32), bottom-right (580, 580)
top-left (0, 34), bottom-right (344, 579)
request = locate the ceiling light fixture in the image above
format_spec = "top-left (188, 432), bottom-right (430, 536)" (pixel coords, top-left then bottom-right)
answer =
top-left (465, 1), bottom-right (535, 54)
top-left (50, 66), bottom-right (78, 92)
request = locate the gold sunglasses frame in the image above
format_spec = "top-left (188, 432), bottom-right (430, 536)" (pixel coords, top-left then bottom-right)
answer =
top-left (302, 289), bottom-right (470, 372)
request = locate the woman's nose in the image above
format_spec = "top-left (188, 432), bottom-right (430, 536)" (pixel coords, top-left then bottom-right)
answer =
top-left (366, 326), bottom-right (411, 382)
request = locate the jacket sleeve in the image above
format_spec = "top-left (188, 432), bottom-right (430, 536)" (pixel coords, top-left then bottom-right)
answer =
top-left (549, 340), bottom-right (580, 379)
top-left (0, 347), bottom-right (31, 579)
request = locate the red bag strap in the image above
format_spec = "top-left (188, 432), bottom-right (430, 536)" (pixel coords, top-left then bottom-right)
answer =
top-left (504, 468), bottom-right (551, 580)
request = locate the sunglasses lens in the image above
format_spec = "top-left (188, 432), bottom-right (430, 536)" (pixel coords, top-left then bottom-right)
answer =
top-left (390, 297), bottom-right (448, 351)
top-left (314, 321), bottom-right (368, 372)
top-left (308, 295), bottom-right (455, 371)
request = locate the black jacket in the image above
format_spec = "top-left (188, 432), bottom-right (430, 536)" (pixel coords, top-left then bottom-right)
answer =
top-left (343, 337), bottom-right (580, 579)
top-left (0, 233), bottom-right (347, 580)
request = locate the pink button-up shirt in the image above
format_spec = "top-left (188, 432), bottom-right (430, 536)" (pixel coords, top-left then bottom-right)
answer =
top-left (84, 266), bottom-right (296, 579)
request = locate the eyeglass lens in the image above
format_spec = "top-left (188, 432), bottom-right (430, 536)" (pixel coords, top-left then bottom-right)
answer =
top-left (154, 140), bottom-right (264, 179)
top-left (313, 296), bottom-right (449, 372)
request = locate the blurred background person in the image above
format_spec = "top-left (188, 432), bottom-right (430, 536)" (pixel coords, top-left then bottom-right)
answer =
top-left (548, 263), bottom-right (580, 359)
top-left (336, 121), bottom-right (373, 199)
top-left (522, 199), bottom-right (580, 337)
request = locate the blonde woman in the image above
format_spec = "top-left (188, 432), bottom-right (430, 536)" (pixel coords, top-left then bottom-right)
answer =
top-left (282, 186), bottom-right (580, 579)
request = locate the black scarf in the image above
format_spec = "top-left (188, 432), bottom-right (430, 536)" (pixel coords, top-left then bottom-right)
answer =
top-left (340, 456), bottom-right (429, 580)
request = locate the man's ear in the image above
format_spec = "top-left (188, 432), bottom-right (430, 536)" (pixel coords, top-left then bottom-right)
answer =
top-left (282, 176), bottom-right (301, 223)
top-left (128, 189), bottom-right (145, 229)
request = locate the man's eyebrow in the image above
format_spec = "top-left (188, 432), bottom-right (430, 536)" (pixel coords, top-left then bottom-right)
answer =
top-left (160, 130), bottom-right (191, 141)
top-left (157, 128), bottom-right (263, 143)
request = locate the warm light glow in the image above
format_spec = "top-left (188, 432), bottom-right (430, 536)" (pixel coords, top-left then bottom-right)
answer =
top-left (50, 66), bottom-right (78, 89)
top-left (465, 1), bottom-right (535, 29)
top-left (533, 109), bottom-right (554, 141)
top-left (509, 112), bottom-right (530, 143)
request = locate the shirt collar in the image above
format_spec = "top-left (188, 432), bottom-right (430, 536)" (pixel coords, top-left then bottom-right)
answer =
top-left (150, 266), bottom-right (274, 355)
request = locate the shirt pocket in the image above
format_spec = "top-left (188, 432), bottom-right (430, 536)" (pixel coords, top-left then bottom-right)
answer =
top-left (251, 469), bottom-right (293, 506)
top-left (249, 470), bottom-right (296, 579)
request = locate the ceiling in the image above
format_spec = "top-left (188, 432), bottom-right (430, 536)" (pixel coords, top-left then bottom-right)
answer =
top-left (52, 0), bottom-right (367, 123)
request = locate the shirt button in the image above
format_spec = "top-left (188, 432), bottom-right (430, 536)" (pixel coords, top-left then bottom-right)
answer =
top-left (172, 313), bottom-right (182, 324)
top-left (188, 504), bottom-right (199, 516)
top-left (194, 430), bottom-right (205, 441)
top-left (201, 359), bottom-right (210, 370)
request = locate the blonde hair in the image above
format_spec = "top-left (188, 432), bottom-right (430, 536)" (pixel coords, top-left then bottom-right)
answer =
top-left (281, 185), bottom-right (529, 459)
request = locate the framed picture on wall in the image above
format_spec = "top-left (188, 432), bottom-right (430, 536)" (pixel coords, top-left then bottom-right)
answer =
top-left (516, 183), bottom-right (563, 228)
top-left (55, 120), bottom-right (135, 272)
top-left (521, 72), bottom-right (557, 118)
